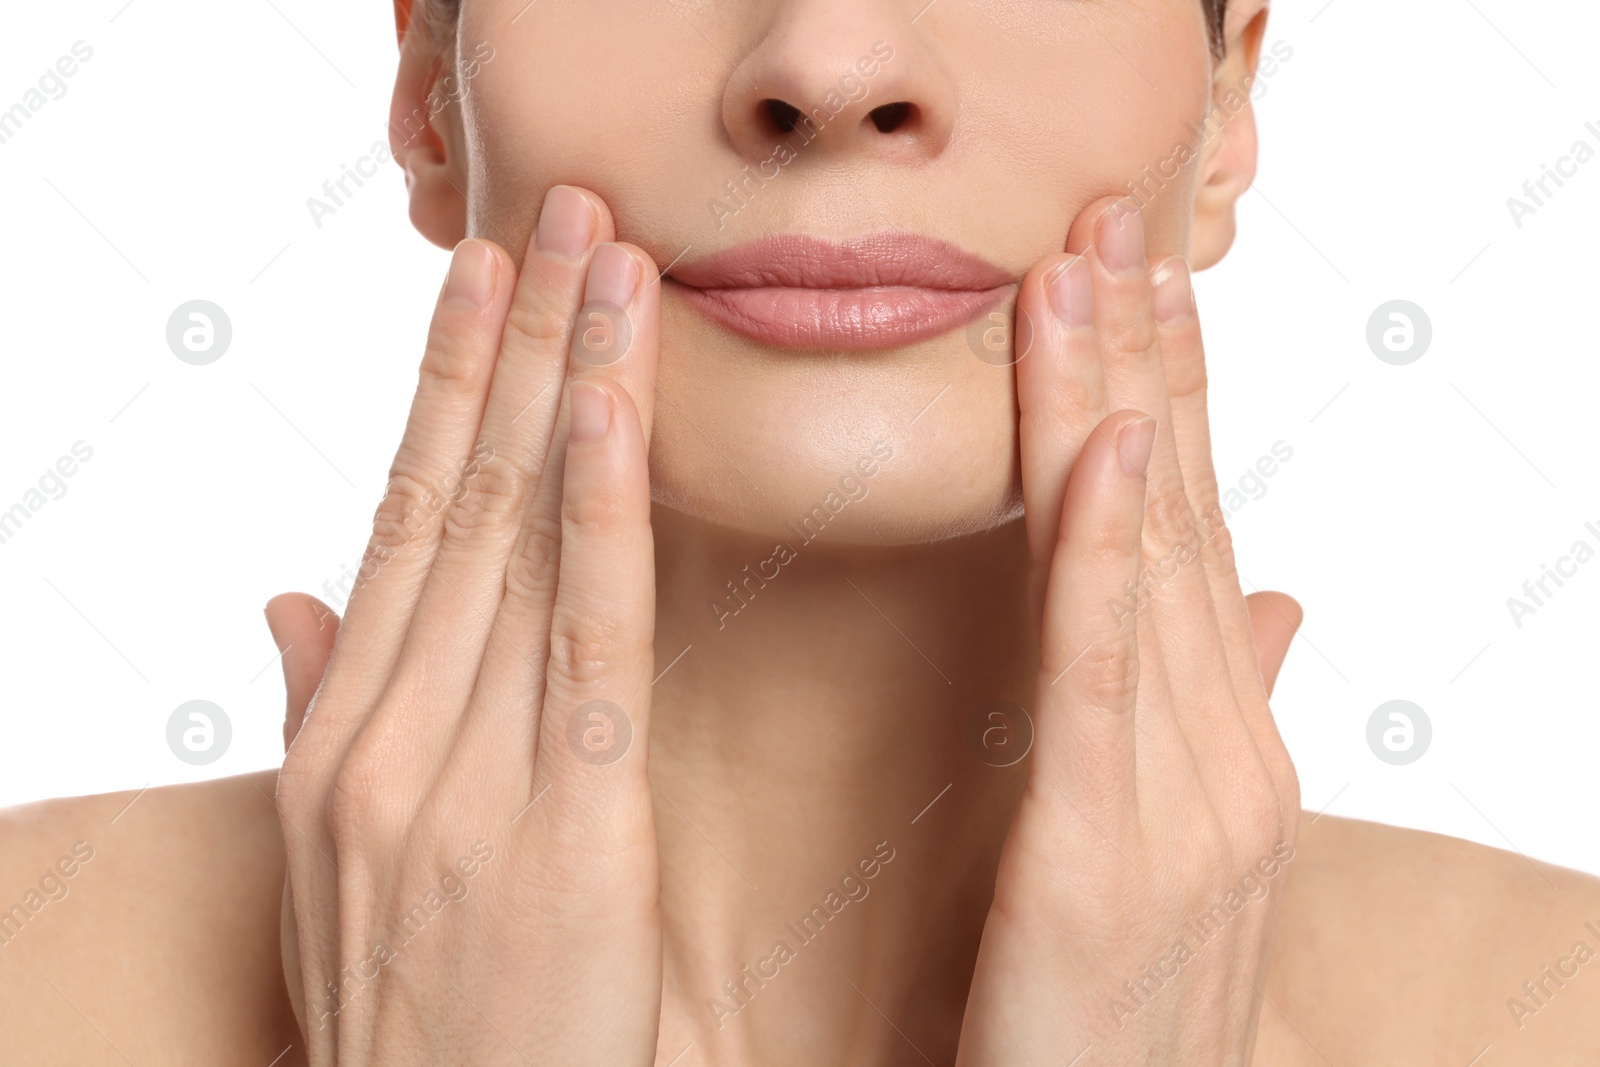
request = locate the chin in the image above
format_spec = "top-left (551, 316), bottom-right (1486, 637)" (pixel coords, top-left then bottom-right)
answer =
top-left (646, 292), bottom-right (1025, 548)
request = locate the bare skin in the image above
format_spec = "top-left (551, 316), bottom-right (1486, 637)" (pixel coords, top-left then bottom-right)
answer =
top-left (3, 777), bottom-right (1597, 1065)
top-left (5, 1), bottom-right (1599, 1064)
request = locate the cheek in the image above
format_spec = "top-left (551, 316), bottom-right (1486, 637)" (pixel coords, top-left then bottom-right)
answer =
top-left (965, 3), bottom-right (1213, 254)
top-left (459, 3), bottom-right (719, 256)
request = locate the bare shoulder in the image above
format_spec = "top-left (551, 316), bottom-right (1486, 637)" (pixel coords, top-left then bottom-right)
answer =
top-left (7, 780), bottom-right (1596, 1065)
top-left (0, 771), bottom-right (304, 1066)
top-left (1258, 814), bottom-right (1600, 1066)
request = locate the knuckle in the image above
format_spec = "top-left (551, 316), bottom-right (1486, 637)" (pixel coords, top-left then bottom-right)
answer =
top-left (1068, 637), bottom-right (1139, 712)
top-left (1051, 376), bottom-right (1103, 425)
top-left (325, 751), bottom-right (393, 856)
top-left (444, 453), bottom-right (529, 538)
top-left (370, 470), bottom-right (443, 557)
top-left (1074, 505), bottom-right (1141, 568)
top-left (1143, 481), bottom-right (1194, 544)
top-left (1104, 309), bottom-right (1159, 357)
top-left (503, 291), bottom-right (575, 351)
top-left (1208, 519), bottom-right (1240, 581)
top-left (1150, 529), bottom-right (1205, 584)
top-left (1165, 346), bottom-right (1209, 402)
top-left (418, 334), bottom-right (487, 392)
top-left (546, 606), bottom-right (638, 692)
top-left (505, 511), bottom-right (564, 604)
top-left (561, 475), bottom-right (635, 533)
top-left (1082, 528), bottom-right (1136, 574)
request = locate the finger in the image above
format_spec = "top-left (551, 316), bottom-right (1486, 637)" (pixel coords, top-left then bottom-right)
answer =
top-left (270, 240), bottom-right (515, 1044)
top-left (309, 236), bottom-right (515, 733)
top-left (1245, 591), bottom-right (1302, 698)
top-left (1031, 409), bottom-right (1155, 832)
top-left (1070, 201), bottom-right (1253, 780)
top-left (1016, 252), bottom-right (1107, 634)
top-left (466, 241), bottom-right (662, 785)
top-left (274, 243), bottom-right (514, 1026)
top-left (387, 186), bottom-right (612, 710)
top-left (476, 189), bottom-right (624, 490)
top-left (264, 593), bottom-right (340, 751)
top-left (529, 378), bottom-right (656, 821)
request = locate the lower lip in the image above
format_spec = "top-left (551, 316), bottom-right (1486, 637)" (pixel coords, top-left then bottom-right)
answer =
top-left (668, 281), bottom-right (1015, 351)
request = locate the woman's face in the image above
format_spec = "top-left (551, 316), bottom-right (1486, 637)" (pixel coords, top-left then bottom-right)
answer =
top-left (406, 0), bottom-right (1238, 546)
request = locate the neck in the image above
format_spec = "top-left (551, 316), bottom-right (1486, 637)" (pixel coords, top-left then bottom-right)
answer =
top-left (647, 504), bottom-right (1037, 1064)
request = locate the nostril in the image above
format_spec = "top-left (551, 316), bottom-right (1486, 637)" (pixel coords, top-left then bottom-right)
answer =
top-left (759, 98), bottom-right (917, 138)
top-left (764, 99), bottom-right (802, 134)
top-left (868, 101), bottom-right (913, 134)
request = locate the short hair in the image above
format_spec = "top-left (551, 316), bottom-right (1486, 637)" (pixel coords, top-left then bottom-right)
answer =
top-left (1204, 0), bottom-right (1228, 57)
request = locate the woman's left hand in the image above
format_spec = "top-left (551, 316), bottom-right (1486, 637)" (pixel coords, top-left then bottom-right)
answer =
top-left (957, 198), bottom-right (1304, 1066)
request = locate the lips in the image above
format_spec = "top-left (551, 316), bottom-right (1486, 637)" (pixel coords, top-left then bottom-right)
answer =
top-left (666, 233), bottom-right (1016, 350)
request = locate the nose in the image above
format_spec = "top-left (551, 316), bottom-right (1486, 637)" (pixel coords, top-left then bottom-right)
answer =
top-left (721, 2), bottom-right (956, 165)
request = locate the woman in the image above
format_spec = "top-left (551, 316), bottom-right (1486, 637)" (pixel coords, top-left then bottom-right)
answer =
top-left (3, 0), bottom-right (1597, 1063)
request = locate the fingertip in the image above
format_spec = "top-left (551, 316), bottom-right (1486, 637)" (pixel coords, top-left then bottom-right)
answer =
top-left (1111, 410), bottom-right (1157, 480)
top-left (1247, 591), bottom-right (1304, 695)
top-left (613, 242), bottom-right (662, 290)
top-left (531, 185), bottom-right (606, 263)
top-left (1064, 194), bottom-right (1131, 256)
top-left (265, 592), bottom-right (340, 641)
top-left (1248, 590), bottom-right (1303, 631)
top-left (1269, 591), bottom-right (1305, 633)
top-left (441, 238), bottom-right (500, 313)
top-left (263, 593), bottom-right (300, 652)
top-left (571, 186), bottom-right (618, 243)
top-left (263, 593), bottom-right (341, 751)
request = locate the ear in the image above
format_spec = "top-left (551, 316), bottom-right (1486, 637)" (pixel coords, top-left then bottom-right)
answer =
top-left (389, 0), bottom-right (467, 249)
top-left (1190, 0), bottom-right (1270, 270)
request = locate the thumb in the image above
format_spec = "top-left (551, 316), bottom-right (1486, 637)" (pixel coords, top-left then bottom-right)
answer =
top-left (263, 592), bottom-right (340, 752)
top-left (1245, 591), bottom-right (1302, 699)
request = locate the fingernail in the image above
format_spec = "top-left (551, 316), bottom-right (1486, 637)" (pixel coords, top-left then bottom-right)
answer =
top-left (1045, 255), bottom-right (1092, 327)
top-left (585, 244), bottom-right (640, 307)
top-left (442, 238), bottom-right (495, 312)
top-left (1152, 257), bottom-right (1194, 324)
top-left (536, 185), bottom-right (596, 260)
top-left (1118, 416), bottom-right (1156, 478)
top-left (1097, 203), bottom-right (1146, 276)
top-left (569, 381), bottom-right (612, 443)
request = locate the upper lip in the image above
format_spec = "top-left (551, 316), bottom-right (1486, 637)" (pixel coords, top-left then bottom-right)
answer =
top-left (666, 233), bottom-right (1014, 292)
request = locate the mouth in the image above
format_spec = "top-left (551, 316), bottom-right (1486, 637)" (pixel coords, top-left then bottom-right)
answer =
top-left (664, 233), bottom-right (1016, 351)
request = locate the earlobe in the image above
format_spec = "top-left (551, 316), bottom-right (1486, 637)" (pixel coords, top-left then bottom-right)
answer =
top-left (388, 4), bottom-right (467, 250)
top-left (1190, 102), bottom-right (1256, 270)
top-left (1189, 2), bottom-right (1270, 270)
top-left (399, 139), bottom-right (466, 250)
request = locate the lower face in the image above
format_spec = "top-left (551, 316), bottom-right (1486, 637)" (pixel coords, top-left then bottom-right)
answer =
top-left (455, 0), bottom-right (1213, 547)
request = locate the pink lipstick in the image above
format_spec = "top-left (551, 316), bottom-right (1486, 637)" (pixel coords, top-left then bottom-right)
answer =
top-left (666, 233), bottom-right (1015, 350)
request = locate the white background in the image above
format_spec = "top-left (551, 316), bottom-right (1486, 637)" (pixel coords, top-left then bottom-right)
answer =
top-left (1, 0), bottom-right (1596, 875)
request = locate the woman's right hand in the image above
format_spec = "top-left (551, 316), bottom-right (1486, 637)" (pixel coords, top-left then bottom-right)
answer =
top-left (263, 185), bottom-right (663, 1066)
